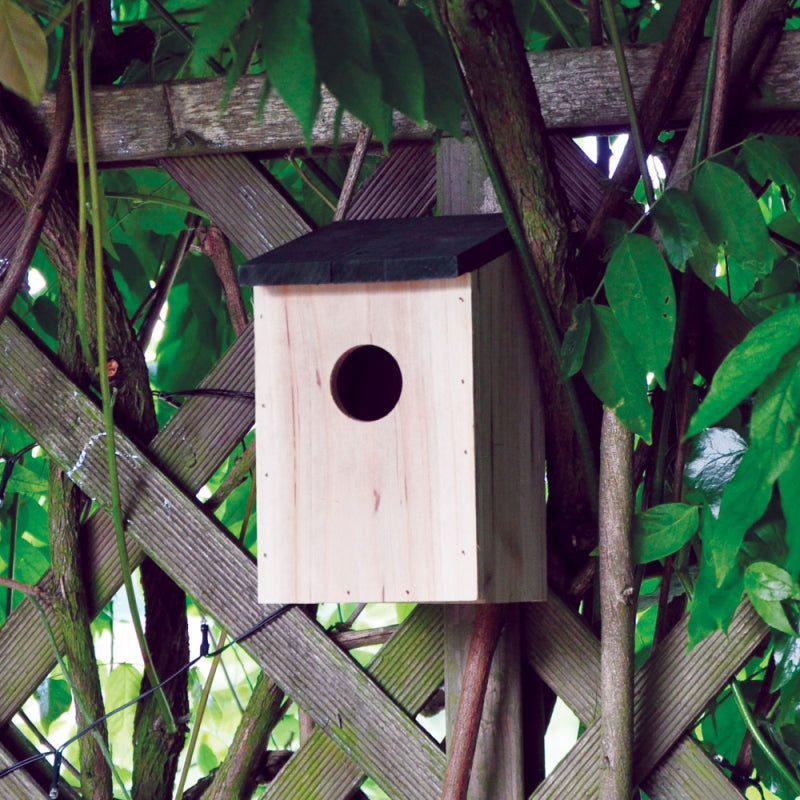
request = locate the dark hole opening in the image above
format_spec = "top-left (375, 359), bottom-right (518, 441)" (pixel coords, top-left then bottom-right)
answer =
top-left (331, 345), bottom-right (403, 422)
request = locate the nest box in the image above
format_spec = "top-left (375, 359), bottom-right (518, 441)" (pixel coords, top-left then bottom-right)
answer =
top-left (239, 214), bottom-right (545, 604)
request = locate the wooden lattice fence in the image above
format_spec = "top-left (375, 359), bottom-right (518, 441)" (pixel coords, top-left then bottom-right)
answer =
top-left (0, 36), bottom-right (791, 797)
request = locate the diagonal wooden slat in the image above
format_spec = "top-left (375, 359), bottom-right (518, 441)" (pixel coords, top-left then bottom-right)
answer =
top-left (162, 154), bottom-right (311, 259)
top-left (0, 745), bottom-right (50, 800)
top-left (523, 596), bottom-right (767, 799)
top-left (264, 604), bottom-right (444, 799)
top-left (0, 315), bottom-right (446, 800)
top-left (0, 324), bottom-right (257, 727)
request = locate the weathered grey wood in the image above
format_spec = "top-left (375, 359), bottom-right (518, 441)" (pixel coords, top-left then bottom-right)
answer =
top-left (18, 34), bottom-right (800, 164)
top-left (0, 315), bottom-right (445, 800)
top-left (0, 321), bottom-right (257, 727)
top-left (0, 742), bottom-right (50, 799)
top-left (162, 155), bottom-right (311, 259)
top-left (264, 604), bottom-right (444, 799)
top-left (522, 597), bottom-right (766, 800)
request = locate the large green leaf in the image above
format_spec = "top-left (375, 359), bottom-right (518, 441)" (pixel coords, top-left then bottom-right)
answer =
top-left (582, 305), bottom-right (652, 442)
top-left (0, 0), bottom-right (46, 103)
top-left (708, 443), bottom-right (774, 584)
top-left (780, 446), bottom-right (800, 580)
top-left (604, 233), bottom-right (675, 388)
top-left (688, 506), bottom-right (744, 647)
top-left (363, 0), bottom-right (424, 123)
top-left (191, 0), bottom-right (251, 73)
top-left (749, 345), bottom-right (800, 483)
top-left (741, 137), bottom-right (800, 198)
top-left (35, 677), bottom-right (72, 734)
top-left (632, 503), bottom-right (699, 563)
top-left (310, 0), bottom-right (391, 143)
top-left (692, 160), bottom-right (771, 273)
top-left (401, 5), bottom-right (463, 136)
top-left (560, 298), bottom-right (592, 378)
top-left (688, 304), bottom-right (800, 435)
top-left (254, 0), bottom-right (320, 139)
top-left (651, 188), bottom-right (702, 271)
top-left (744, 561), bottom-right (800, 634)
top-left (684, 427), bottom-right (746, 512)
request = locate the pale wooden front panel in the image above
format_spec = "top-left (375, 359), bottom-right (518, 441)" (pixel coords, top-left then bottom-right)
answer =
top-left (473, 254), bottom-right (547, 601)
top-left (253, 278), bottom-right (479, 603)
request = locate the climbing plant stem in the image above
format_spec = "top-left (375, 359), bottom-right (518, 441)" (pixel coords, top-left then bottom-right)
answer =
top-left (731, 680), bottom-right (800, 796)
top-left (81, 0), bottom-right (176, 733)
top-left (432, 2), bottom-right (598, 510)
top-left (601, 0), bottom-right (654, 206)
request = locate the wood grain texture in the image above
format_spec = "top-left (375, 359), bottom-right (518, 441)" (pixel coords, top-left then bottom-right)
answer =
top-left (0, 315), bottom-right (445, 800)
top-left (0, 321), bottom-right (256, 728)
top-left (17, 34), bottom-right (800, 164)
top-left (522, 596), bottom-right (765, 799)
top-left (264, 604), bottom-right (444, 799)
top-left (254, 276), bottom-right (479, 602)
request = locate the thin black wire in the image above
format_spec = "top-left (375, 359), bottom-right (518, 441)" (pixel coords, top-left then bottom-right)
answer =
top-left (0, 604), bottom-right (292, 791)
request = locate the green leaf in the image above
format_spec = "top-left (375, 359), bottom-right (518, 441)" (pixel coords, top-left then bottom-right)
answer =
top-left (363, 0), bottom-right (424, 123)
top-left (749, 345), bottom-right (800, 483)
top-left (709, 443), bottom-right (774, 584)
top-left (560, 298), bottom-right (592, 378)
top-left (191, 0), bottom-right (251, 73)
top-left (692, 161), bottom-right (771, 273)
top-left (0, 0), bottom-right (46, 103)
top-left (582, 305), bottom-right (652, 442)
top-left (741, 137), bottom-right (800, 198)
top-left (4, 462), bottom-right (47, 495)
top-left (254, 0), bottom-right (320, 140)
top-left (684, 427), bottom-right (746, 512)
top-left (633, 503), bottom-right (699, 563)
top-left (651, 188), bottom-right (702, 270)
top-left (688, 506), bottom-right (744, 647)
top-left (744, 562), bottom-right (800, 634)
top-left (604, 233), bottom-right (675, 388)
top-left (310, 0), bottom-right (391, 143)
top-left (35, 677), bottom-right (72, 734)
top-left (401, 5), bottom-right (463, 136)
top-left (780, 440), bottom-right (800, 580)
top-left (688, 304), bottom-right (800, 436)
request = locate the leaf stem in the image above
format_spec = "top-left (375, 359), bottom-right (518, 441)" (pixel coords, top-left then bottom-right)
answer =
top-left (601, 0), bottom-right (654, 206)
top-left (730, 679), bottom-right (800, 796)
top-left (82, 0), bottom-right (176, 734)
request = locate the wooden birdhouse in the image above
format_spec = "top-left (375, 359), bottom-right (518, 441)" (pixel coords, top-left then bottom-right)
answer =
top-left (239, 214), bottom-right (545, 604)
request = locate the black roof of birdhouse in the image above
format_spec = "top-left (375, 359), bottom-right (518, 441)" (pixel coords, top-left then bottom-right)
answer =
top-left (238, 214), bottom-right (513, 286)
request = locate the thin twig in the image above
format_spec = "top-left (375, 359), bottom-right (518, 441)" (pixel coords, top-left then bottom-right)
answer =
top-left (197, 225), bottom-right (249, 336)
top-left (334, 125), bottom-right (373, 221)
top-left (0, 576), bottom-right (49, 601)
top-left (0, 60), bottom-right (72, 327)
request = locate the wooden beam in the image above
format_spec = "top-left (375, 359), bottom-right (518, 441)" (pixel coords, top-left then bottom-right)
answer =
top-left (522, 595), bottom-right (766, 799)
top-left (263, 604), bottom-right (444, 799)
top-left (16, 33), bottom-right (800, 164)
top-left (0, 314), bottom-right (446, 800)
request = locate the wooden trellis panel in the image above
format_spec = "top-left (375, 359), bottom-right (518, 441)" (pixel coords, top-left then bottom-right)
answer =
top-left (0, 89), bottom-right (773, 799)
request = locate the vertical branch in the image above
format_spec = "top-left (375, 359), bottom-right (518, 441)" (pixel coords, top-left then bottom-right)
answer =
top-left (441, 605), bottom-right (506, 800)
top-left (197, 225), bottom-right (249, 336)
top-left (598, 408), bottom-right (634, 800)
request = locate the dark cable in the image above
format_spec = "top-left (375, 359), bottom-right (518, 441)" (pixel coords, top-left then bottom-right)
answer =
top-left (0, 604), bottom-right (292, 794)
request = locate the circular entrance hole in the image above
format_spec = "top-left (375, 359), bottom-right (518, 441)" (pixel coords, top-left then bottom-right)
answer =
top-left (331, 345), bottom-right (403, 421)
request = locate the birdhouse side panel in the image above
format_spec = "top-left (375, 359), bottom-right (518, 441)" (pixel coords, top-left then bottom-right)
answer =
top-left (472, 254), bottom-right (547, 602)
top-left (253, 278), bottom-right (480, 603)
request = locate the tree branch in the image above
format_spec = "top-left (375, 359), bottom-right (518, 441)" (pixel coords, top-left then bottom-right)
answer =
top-left (0, 62), bottom-right (72, 327)
top-left (598, 408), bottom-right (634, 800)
